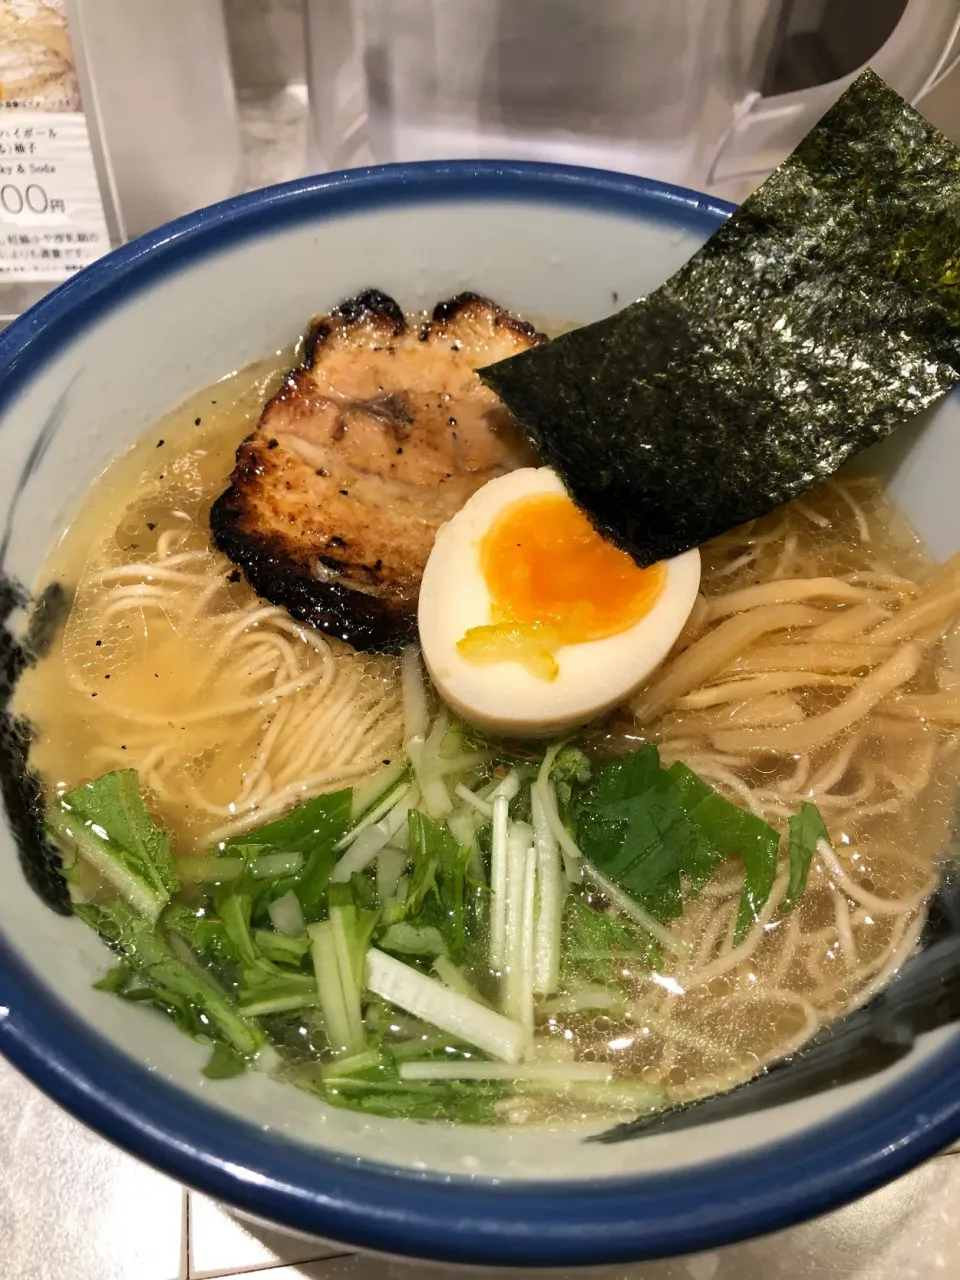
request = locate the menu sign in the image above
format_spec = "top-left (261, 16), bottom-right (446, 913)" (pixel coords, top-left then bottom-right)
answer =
top-left (0, 0), bottom-right (109, 281)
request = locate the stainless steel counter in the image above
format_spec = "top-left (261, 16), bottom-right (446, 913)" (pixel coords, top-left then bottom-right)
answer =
top-left (3, 47), bottom-right (959, 1280)
top-left (2, 1051), bottom-right (958, 1280)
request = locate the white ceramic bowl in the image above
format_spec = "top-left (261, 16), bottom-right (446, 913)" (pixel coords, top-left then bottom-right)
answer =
top-left (0, 162), bottom-right (958, 1268)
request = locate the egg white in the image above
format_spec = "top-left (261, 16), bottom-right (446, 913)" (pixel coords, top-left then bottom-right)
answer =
top-left (418, 467), bottom-right (701, 736)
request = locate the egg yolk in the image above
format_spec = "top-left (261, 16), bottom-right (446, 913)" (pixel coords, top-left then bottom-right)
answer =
top-left (457, 492), bottom-right (665, 680)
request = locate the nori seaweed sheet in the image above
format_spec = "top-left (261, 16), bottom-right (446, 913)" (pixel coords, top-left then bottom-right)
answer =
top-left (481, 70), bottom-right (960, 566)
top-left (0, 578), bottom-right (72, 914)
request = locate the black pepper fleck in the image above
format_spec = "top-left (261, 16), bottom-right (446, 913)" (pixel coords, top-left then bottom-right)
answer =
top-left (146, 522), bottom-right (156, 531)
top-left (339, 488), bottom-right (349, 496)
top-left (267, 438), bottom-right (279, 450)
top-left (156, 439), bottom-right (165, 447)
top-left (194, 417), bottom-right (202, 426)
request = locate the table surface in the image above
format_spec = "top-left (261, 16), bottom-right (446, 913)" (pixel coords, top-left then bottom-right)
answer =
top-left (2, 1050), bottom-right (959, 1280)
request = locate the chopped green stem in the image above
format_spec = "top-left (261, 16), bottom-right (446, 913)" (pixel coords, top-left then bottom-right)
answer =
top-left (432, 955), bottom-right (490, 1006)
top-left (399, 1060), bottom-right (612, 1082)
top-left (401, 646), bottom-right (430, 742)
top-left (365, 948), bottom-right (528, 1063)
top-left (267, 889), bottom-right (306, 939)
top-left (320, 1048), bottom-right (384, 1080)
top-left (331, 907), bottom-right (368, 1054)
top-left (501, 822), bottom-right (533, 1021)
top-left (348, 759), bottom-right (408, 825)
top-left (248, 851), bottom-right (305, 880)
top-left (330, 788), bottom-right (418, 883)
top-left (175, 856), bottom-right (246, 884)
top-left (580, 857), bottom-right (689, 956)
top-left (389, 1031), bottom-right (471, 1060)
top-left (489, 792), bottom-right (509, 969)
top-left (519, 843), bottom-right (537, 1032)
top-left (253, 927), bottom-right (310, 965)
top-left (535, 747), bottom-right (584, 879)
top-left (336, 777), bottom-right (411, 853)
top-left (238, 991), bottom-right (318, 1016)
top-left (453, 782), bottom-right (493, 817)
top-left (216, 889), bottom-right (260, 969)
top-left (309, 921), bottom-right (360, 1055)
top-left (531, 787), bottom-right (564, 996)
top-left (408, 731), bottom-right (453, 818)
top-left (376, 848), bottom-right (408, 903)
top-left (433, 752), bottom-right (493, 778)
top-left (488, 769), bottom-right (522, 802)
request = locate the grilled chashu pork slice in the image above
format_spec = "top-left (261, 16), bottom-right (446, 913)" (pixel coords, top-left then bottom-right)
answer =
top-left (210, 290), bottom-right (545, 651)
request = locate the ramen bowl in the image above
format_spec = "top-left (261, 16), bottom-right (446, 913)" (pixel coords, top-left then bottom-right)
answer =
top-left (0, 163), bottom-right (958, 1269)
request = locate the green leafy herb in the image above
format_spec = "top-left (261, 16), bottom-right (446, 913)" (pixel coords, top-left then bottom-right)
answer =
top-left (562, 895), bottom-right (660, 983)
top-left (48, 770), bottom-right (178, 922)
top-left (582, 746), bottom-right (661, 808)
top-left (577, 747), bottom-right (780, 939)
top-left (225, 789), bottom-right (352, 857)
top-left (785, 801), bottom-right (829, 909)
top-left (161, 907), bottom-right (240, 994)
top-left (225, 789), bottom-right (352, 923)
top-left (94, 961), bottom-right (216, 1041)
top-left (481, 70), bottom-right (960, 567)
top-left (78, 899), bottom-right (264, 1058)
top-left (549, 745), bottom-right (592, 815)
top-left (213, 885), bottom-right (263, 972)
top-left (378, 921), bottom-right (448, 957)
top-left (237, 970), bottom-right (319, 1017)
top-left (252, 927), bottom-right (311, 967)
top-left (298, 1061), bottom-right (507, 1124)
top-left (203, 1043), bottom-right (248, 1080)
top-left (328, 881), bottom-right (380, 980)
top-left (385, 811), bottom-right (470, 955)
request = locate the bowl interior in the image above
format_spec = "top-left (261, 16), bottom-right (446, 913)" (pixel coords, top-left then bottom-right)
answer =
top-left (0, 166), bottom-right (959, 1259)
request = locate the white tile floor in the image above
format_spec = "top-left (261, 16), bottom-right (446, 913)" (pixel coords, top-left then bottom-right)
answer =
top-left (189, 1194), bottom-right (344, 1277)
top-left (3, 1053), bottom-right (960, 1280)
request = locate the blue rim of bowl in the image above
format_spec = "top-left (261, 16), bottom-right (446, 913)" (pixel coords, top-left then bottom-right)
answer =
top-left (0, 159), bottom-right (958, 1268)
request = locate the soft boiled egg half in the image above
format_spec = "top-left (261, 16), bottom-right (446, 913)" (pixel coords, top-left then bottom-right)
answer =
top-left (418, 467), bottom-right (701, 736)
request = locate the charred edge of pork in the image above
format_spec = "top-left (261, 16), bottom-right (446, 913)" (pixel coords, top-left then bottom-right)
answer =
top-left (303, 288), bottom-right (408, 369)
top-left (209, 488), bottom-right (417, 653)
top-left (212, 289), bottom-right (546, 654)
top-left (431, 291), bottom-right (545, 345)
